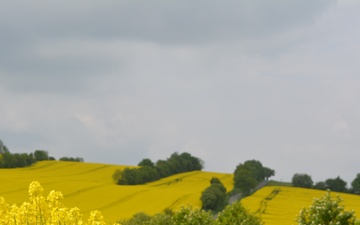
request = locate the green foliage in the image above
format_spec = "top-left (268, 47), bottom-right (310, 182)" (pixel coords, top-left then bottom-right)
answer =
top-left (314, 181), bottom-right (327, 190)
top-left (201, 177), bottom-right (227, 211)
top-left (351, 173), bottom-right (360, 194)
top-left (119, 203), bottom-right (264, 225)
top-left (325, 176), bottom-right (348, 193)
top-left (59, 157), bottom-right (84, 162)
top-left (292, 173), bottom-right (314, 188)
top-left (297, 191), bottom-right (358, 225)
top-left (120, 212), bottom-right (152, 225)
top-left (215, 202), bottom-right (263, 225)
top-left (234, 167), bottom-right (258, 195)
top-left (113, 152), bottom-right (203, 185)
top-left (263, 167), bottom-right (275, 180)
top-left (34, 150), bottom-right (49, 161)
top-left (138, 158), bottom-right (155, 167)
top-left (171, 206), bottom-right (214, 225)
top-left (233, 160), bottom-right (274, 195)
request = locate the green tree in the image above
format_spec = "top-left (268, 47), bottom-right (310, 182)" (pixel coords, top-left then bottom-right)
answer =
top-left (263, 167), bottom-right (275, 180)
top-left (120, 212), bottom-right (152, 225)
top-left (297, 191), bottom-right (357, 225)
top-left (216, 202), bottom-right (263, 225)
top-left (201, 177), bottom-right (227, 211)
top-left (234, 167), bottom-right (257, 195)
top-left (325, 176), bottom-right (347, 193)
top-left (292, 173), bottom-right (313, 188)
top-left (351, 173), bottom-right (360, 194)
top-left (243, 160), bottom-right (265, 182)
top-left (138, 158), bottom-right (155, 167)
top-left (34, 150), bottom-right (49, 161)
top-left (314, 181), bottom-right (327, 190)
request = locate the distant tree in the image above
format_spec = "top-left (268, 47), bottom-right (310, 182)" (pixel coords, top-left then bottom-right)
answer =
top-left (292, 173), bottom-right (313, 188)
top-left (0, 139), bottom-right (5, 154)
top-left (201, 177), bottom-right (227, 211)
top-left (314, 181), bottom-right (327, 190)
top-left (59, 157), bottom-right (84, 162)
top-left (297, 191), bottom-right (357, 225)
top-left (34, 150), bottom-right (49, 161)
top-left (113, 152), bottom-right (204, 185)
top-left (325, 176), bottom-right (347, 193)
top-left (233, 160), bottom-right (274, 195)
top-left (263, 167), bottom-right (275, 180)
top-left (234, 168), bottom-right (257, 195)
top-left (242, 160), bottom-right (265, 182)
top-left (351, 173), bottom-right (360, 194)
top-left (138, 158), bottom-right (155, 167)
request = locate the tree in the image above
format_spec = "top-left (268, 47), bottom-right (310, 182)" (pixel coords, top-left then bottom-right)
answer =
top-left (263, 167), bottom-right (275, 180)
top-left (138, 158), bottom-right (155, 167)
top-left (201, 177), bottom-right (227, 211)
top-left (234, 168), bottom-right (257, 195)
top-left (292, 173), bottom-right (313, 188)
top-left (34, 150), bottom-right (49, 161)
top-left (297, 191), bottom-right (357, 225)
top-left (233, 160), bottom-right (275, 195)
top-left (326, 176), bottom-right (347, 193)
top-left (242, 160), bottom-right (265, 182)
top-left (215, 202), bottom-right (263, 225)
top-left (314, 181), bottom-right (327, 190)
top-left (351, 173), bottom-right (360, 194)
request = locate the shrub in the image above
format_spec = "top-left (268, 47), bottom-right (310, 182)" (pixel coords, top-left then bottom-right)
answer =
top-left (297, 191), bottom-right (358, 225)
top-left (171, 205), bottom-right (214, 225)
top-left (215, 202), bottom-right (263, 225)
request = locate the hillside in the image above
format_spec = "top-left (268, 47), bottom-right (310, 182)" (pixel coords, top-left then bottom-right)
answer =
top-left (0, 160), bottom-right (234, 223)
top-left (241, 186), bottom-right (360, 225)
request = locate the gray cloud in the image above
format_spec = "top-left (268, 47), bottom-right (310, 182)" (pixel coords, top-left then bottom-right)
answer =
top-left (1, 0), bottom-right (360, 185)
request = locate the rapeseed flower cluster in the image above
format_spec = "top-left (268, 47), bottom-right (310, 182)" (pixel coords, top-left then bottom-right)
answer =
top-left (0, 181), bottom-right (119, 225)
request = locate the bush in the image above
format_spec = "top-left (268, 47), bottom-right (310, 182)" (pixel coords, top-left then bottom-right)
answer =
top-left (215, 202), bottom-right (263, 225)
top-left (297, 191), bottom-right (358, 225)
top-left (171, 206), bottom-right (214, 225)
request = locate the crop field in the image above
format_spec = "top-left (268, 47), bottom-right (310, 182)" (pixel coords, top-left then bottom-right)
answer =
top-left (241, 186), bottom-right (360, 225)
top-left (0, 161), bottom-right (234, 223)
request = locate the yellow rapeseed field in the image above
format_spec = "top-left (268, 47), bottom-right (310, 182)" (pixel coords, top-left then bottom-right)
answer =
top-left (241, 186), bottom-right (360, 225)
top-left (0, 161), bottom-right (233, 223)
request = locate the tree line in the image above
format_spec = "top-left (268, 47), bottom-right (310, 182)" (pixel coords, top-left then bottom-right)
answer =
top-left (112, 152), bottom-right (203, 185)
top-left (0, 139), bottom-right (84, 168)
top-left (291, 173), bottom-right (360, 194)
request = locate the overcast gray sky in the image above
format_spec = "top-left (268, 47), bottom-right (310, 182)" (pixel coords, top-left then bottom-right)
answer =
top-left (1, 0), bottom-right (360, 184)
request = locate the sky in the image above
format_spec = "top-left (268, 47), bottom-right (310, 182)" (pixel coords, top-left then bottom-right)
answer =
top-left (0, 0), bottom-right (360, 185)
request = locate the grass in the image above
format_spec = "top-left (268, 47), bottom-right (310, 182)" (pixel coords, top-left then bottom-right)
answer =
top-left (241, 186), bottom-right (360, 225)
top-left (0, 160), bottom-right (234, 223)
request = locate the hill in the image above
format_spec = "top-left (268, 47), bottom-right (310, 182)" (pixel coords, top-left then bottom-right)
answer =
top-left (0, 160), bottom-right (233, 223)
top-left (241, 186), bottom-right (360, 225)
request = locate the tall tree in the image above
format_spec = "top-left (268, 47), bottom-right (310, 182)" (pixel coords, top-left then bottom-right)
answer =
top-left (351, 173), bottom-right (360, 194)
top-left (292, 173), bottom-right (313, 188)
top-left (325, 176), bottom-right (347, 193)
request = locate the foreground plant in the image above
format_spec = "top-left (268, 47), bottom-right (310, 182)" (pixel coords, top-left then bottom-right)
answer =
top-left (297, 191), bottom-right (359, 225)
top-left (0, 181), bottom-right (118, 225)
